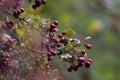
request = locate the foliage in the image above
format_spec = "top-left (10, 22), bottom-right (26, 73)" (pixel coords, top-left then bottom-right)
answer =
top-left (0, 0), bottom-right (93, 80)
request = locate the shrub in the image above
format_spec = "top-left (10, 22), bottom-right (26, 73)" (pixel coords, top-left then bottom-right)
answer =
top-left (0, 0), bottom-right (92, 80)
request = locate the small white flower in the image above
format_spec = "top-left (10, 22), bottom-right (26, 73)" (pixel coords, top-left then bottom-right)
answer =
top-left (60, 54), bottom-right (72, 59)
top-left (3, 33), bottom-right (11, 39)
top-left (84, 36), bottom-right (91, 40)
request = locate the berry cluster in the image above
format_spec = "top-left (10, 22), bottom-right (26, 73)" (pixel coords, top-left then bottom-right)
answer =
top-left (4, 20), bottom-right (14, 29)
top-left (0, 54), bottom-right (13, 70)
top-left (32, 0), bottom-right (46, 9)
top-left (13, 8), bottom-right (24, 18)
top-left (0, 0), bottom-right (93, 79)
top-left (0, 21), bottom-right (18, 52)
top-left (67, 57), bottom-right (92, 72)
top-left (0, 21), bottom-right (19, 72)
top-left (43, 20), bottom-right (92, 72)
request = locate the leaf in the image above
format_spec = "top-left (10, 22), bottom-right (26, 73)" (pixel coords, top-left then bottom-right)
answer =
top-left (71, 56), bottom-right (77, 64)
top-left (60, 54), bottom-right (72, 59)
top-left (43, 58), bottom-right (48, 65)
top-left (65, 28), bottom-right (76, 37)
top-left (67, 41), bottom-right (73, 49)
top-left (17, 29), bottom-right (25, 39)
top-left (20, 12), bottom-right (27, 18)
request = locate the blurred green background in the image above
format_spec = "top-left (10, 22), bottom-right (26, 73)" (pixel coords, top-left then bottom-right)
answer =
top-left (25, 0), bottom-right (120, 80)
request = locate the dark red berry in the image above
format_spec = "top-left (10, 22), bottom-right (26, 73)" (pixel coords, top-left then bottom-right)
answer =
top-left (81, 50), bottom-right (87, 56)
top-left (47, 57), bottom-right (52, 61)
top-left (51, 37), bottom-right (58, 43)
top-left (16, 9), bottom-right (21, 15)
top-left (53, 20), bottom-right (59, 26)
top-left (62, 31), bottom-right (66, 35)
top-left (13, 11), bottom-right (19, 18)
top-left (50, 44), bottom-right (55, 48)
top-left (60, 38), bottom-right (68, 43)
top-left (13, 8), bottom-right (25, 18)
top-left (35, 0), bottom-right (42, 4)
top-left (42, 0), bottom-right (46, 4)
top-left (58, 34), bottom-right (62, 38)
top-left (87, 59), bottom-right (92, 63)
top-left (85, 60), bottom-right (92, 68)
top-left (68, 68), bottom-right (72, 72)
top-left (47, 52), bottom-right (52, 57)
top-left (32, 4), bottom-right (37, 9)
top-left (77, 57), bottom-right (85, 63)
top-left (49, 50), bottom-right (56, 56)
top-left (73, 64), bottom-right (79, 71)
top-left (84, 44), bottom-right (91, 49)
top-left (81, 50), bottom-right (86, 54)
top-left (57, 43), bottom-right (61, 47)
top-left (50, 23), bottom-right (56, 29)
top-left (77, 62), bottom-right (83, 67)
top-left (19, 8), bottom-right (24, 13)
top-left (9, 20), bottom-right (14, 26)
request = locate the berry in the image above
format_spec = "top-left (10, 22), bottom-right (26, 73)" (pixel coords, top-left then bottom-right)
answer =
top-left (77, 62), bottom-right (83, 67)
top-left (49, 49), bottom-right (56, 56)
top-left (53, 20), bottom-right (59, 26)
top-left (75, 39), bottom-right (81, 44)
top-left (47, 57), bottom-right (52, 61)
top-left (50, 23), bottom-right (56, 29)
top-left (84, 44), bottom-right (91, 49)
top-left (49, 28), bottom-right (57, 32)
top-left (61, 31), bottom-right (66, 35)
top-left (56, 43), bottom-right (61, 47)
top-left (81, 50), bottom-right (87, 56)
top-left (42, 0), bottom-right (46, 4)
top-left (19, 8), bottom-right (24, 13)
top-left (68, 67), bottom-right (72, 72)
top-left (6, 20), bottom-right (14, 29)
top-left (32, 4), bottom-right (37, 9)
top-left (73, 64), bottom-right (79, 71)
top-left (51, 37), bottom-right (58, 43)
top-left (85, 60), bottom-right (92, 68)
top-left (77, 57), bottom-right (85, 63)
top-left (50, 43), bottom-right (55, 48)
top-left (47, 52), bottom-right (52, 57)
top-left (60, 37), bottom-right (68, 43)
top-left (32, 0), bottom-right (46, 9)
top-left (9, 20), bottom-right (14, 26)
top-left (13, 11), bottom-right (19, 18)
top-left (87, 59), bottom-right (92, 63)
top-left (58, 34), bottom-right (62, 38)
top-left (13, 8), bottom-right (24, 18)
top-left (81, 50), bottom-right (86, 54)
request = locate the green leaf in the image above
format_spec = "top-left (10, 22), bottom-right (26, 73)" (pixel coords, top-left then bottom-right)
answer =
top-left (20, 12), bottom-right (27, 18)
top-left (71, 56), bottom-right (76, 64)
top-left (65, 28), bottom-right (76, 37)
top-left (17, 29), bottom-right (25, 39)
top-left (67, 41), bottom-right (73, 49)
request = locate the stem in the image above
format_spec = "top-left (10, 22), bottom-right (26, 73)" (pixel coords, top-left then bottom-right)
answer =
top-left (0, 7), bottom-right (13, 16)
top-left (0, 7), bottom-right (25, 21)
